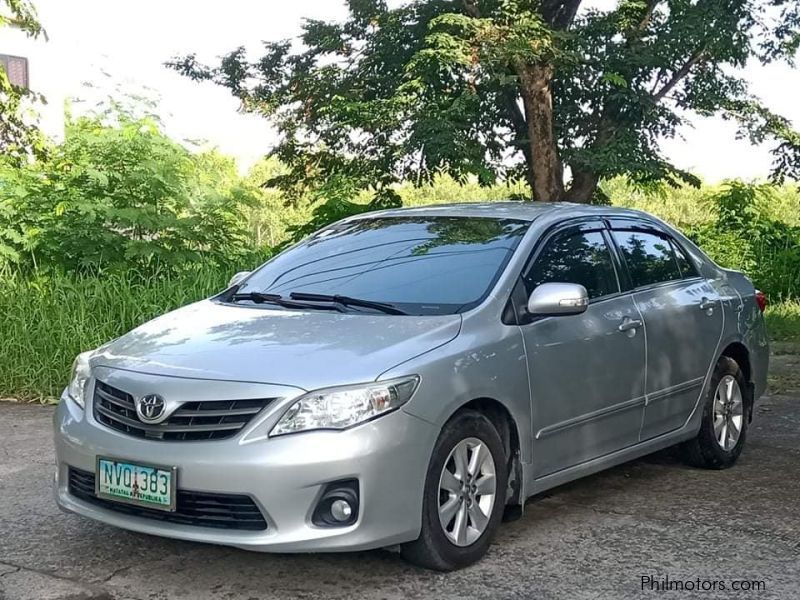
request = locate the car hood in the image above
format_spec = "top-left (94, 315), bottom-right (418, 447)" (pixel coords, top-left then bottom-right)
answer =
top-left (91, 300), bottom-right (462, 390)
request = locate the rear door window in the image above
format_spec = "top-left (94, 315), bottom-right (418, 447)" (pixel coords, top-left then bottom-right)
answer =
top-left (670, 239), bottom-right (699, 278)
top-left (612, 230), bottom-right (682, 288)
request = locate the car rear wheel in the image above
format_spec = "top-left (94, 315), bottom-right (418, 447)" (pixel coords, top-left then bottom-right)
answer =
top-left (400, 409), bottom-right (507, 571)
top-left (680, 356), bottom-right (749, 469)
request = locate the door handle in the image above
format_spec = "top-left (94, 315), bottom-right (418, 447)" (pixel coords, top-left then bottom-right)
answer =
top-left (618, 318), bottom-right (643, 335)
top-left (699, 298), bottom-right (716, 314)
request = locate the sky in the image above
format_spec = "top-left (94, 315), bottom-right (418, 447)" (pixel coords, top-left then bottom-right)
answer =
top-left (3, 0), bottom-right (800, 182)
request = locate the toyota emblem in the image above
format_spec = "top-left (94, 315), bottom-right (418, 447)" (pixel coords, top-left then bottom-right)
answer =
top-left (136, 394), bottom-right (167, 424)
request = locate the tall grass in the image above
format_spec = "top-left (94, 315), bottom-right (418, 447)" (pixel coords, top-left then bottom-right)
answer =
top-left (603, 177), bottom-right (800, 230)
top-left (0, 267), bottom-right (233, 401)
top-left (2, 178), bottom-right (800, 401)
top-left (765, 301), bottom-right (800, 345)
top-left (2, 267), bottom-right (796, 402)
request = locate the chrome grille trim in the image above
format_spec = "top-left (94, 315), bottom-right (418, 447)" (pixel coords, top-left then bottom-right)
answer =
top-left (93, 380), bottom-right (276, 442)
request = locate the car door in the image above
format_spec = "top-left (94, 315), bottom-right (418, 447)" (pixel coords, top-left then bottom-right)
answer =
top-left (518, 222), bottom-right (647, 478)
top-left (610, 224), bottom-right (724, 440)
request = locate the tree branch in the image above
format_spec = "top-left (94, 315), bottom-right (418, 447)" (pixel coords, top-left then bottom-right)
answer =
top-left (651, 46), bottom-right (708, 104)
top-left (462, 0), bottom-right (480, 18)
top-left (541, 0), bottom-right (585, 30)
top-left (631, 0), bottom-right (661, 39)
top-left (502, 87), bottom-right (528, 141)
top-left (500, 87), bottom-right (534, 185)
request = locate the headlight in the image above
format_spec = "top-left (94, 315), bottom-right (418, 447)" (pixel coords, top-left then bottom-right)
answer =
top-left (67, 351), bottom-right (92, 409)
top-left (270, 376), bottom-right (420, 436)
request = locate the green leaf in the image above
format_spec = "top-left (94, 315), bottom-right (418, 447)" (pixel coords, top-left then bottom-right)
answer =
top-left (602, 72), bottom-right (628, 88)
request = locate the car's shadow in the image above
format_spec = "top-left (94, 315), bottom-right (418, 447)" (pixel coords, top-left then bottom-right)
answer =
top-left (523, 446), bottom-right (682, 501)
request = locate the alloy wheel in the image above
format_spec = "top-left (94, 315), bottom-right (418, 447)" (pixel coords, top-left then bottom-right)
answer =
top-left (713, 375), bottom-right (744, 451)
top-left (437, 437), bottom-right (497, 547)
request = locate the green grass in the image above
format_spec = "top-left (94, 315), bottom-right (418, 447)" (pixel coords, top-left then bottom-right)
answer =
top-left (0, 267), bottom-right (235, 402)
top-left (765, 300), bottom-right (800, 344)
top-left (2, 265), bottom-right (796, 403)
top-left (603, 177), bottom-right (800, 230)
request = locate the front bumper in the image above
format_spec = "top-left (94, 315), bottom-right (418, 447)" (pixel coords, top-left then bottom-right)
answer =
top-left (53, 387), bottom-right (438, 552)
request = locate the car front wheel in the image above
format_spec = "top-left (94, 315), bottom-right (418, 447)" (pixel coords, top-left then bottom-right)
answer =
top-left (401, 409), bottom-right (507, 571)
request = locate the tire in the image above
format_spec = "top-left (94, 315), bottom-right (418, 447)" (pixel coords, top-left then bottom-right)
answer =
top-left (680, 356), bottom-right (749, 469)
top-left (401, 409), bottom-right (508, 571)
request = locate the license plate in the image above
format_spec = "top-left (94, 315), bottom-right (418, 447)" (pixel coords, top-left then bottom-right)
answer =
top-left (96, 457), bottom-right (176, 512)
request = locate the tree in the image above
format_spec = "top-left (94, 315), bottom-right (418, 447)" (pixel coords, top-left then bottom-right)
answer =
top-left (172, 0), bottom-right (800, 204)
top-left (0, 0), bottom-right (47, 167)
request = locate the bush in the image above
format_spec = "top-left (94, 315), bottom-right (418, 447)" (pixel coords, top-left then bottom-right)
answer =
top-left (3, 134), bottom-right (800, 403)
top-left (0, 113), bottom-right (261, 273)
top-left (687, 182), bottom-right (800, 300)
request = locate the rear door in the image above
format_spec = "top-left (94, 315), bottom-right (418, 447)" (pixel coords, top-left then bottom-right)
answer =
top-left (519, 221), bottom-right (647, 477)
top-left (609, 223), bottom-right (724, 440)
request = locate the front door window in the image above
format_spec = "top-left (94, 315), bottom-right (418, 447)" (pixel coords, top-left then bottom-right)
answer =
top-left (524, 230), bottom-right (619, 299)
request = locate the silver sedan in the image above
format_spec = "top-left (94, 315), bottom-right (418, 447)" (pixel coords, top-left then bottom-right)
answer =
top-left (54, 202), bottom-right (769, 570)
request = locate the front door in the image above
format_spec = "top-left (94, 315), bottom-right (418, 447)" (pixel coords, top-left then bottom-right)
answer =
top-left (519, 224), bottom-right (647, 478)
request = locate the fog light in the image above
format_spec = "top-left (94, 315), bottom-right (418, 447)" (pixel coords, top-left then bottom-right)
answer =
top-left (311, 479), bottom-right (359, 527)
top-left (330, 499), bottom-right (353, 522)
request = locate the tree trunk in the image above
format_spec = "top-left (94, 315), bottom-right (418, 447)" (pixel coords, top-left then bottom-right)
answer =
top-left (564, 168), bottom-right (599, 203)
top-left (563, 112), bottom-right (615, 203)
top-left (518, 63), bottom-right (564, 202)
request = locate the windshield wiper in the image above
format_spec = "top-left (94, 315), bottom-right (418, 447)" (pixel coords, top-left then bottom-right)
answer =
top-left (289, 292), bottom-right (407, 315)
top-left (230, 292), bottom-right (344, 312)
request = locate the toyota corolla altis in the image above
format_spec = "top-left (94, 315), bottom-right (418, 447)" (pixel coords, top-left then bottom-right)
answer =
top-left (54, 202), bottom-right (768, 570)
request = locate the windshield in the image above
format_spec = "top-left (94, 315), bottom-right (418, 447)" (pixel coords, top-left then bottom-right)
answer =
top-left (234, 216), bottom-right (530, 315)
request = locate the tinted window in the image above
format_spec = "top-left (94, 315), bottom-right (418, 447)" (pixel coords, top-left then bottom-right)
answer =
top-left (613, 231), bottom-right (682, 287)
top-left (237, 216), bottom-right (529, 315)
top-left (670, 239), bottom-right (698, 278)
top-left (525, 231), bottom-right (618, 299)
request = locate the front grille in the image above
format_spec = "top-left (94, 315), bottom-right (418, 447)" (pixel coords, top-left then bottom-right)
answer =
top-left (93, 380), bottom-right (275, 441)
top-left (68, 468), bottom-right (268, 531)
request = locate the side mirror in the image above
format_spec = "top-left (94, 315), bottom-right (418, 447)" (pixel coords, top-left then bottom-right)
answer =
top-left (228, 271), bottom-right (252, 288)
top-left (527, 282), bottom-right (589, 317)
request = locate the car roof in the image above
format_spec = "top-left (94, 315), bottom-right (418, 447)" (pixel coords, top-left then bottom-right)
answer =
top-left (353, 201), bottom-right (654, 223)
